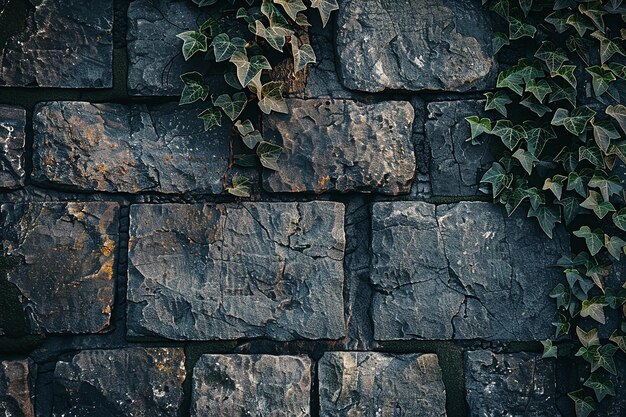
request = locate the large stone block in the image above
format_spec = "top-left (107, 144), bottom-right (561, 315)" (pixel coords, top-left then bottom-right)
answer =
top-left (0, 0), bottom-right (113, 88)
top-left (0, 105), bottom-right (26, 189)
top-left (127, 202), bottom-right (346, 340)
top-left (425, 100), bottom-right (494, 196)
top-left (52, 348), bottom-right (185, 417)
top-left (465, 351), bottom-right (558, 416)
top-left (318, 352), bottom-right (447, 417)
top-left (32, 101), bottom-right (231, 194)
top-left (192, 354), bottom-right (311, 417)
top-left (336, 0), bottom-right (496, 92)
top-left (0, 359), bottom-right (35, 417)
top-left (371, 202), bottom-right (569, 341)
top-left (1, 202), bottom-right (119, 334)
top-left (263, 99), bottom-right (415, 194)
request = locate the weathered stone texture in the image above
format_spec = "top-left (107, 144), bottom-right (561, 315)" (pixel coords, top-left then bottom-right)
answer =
top-left (52, 348), bottom-right (185, 417)
top-left (336, 0), bottom-right (496, 92)
top-left (127, 202), bottom-right (346, 340)
top-left (192, 354), bottom-right (311, 417)
top-left (319, 352), bottom-right (447, 417)
top-left (0, 0), bottom-right (113, 88)
top-left (0, 359), bottom-right (35, 417)
top-left (0, 105), bottom-right (26, 189)
top-left (127, 0), bottom-right (200, 95)
top-left (263, 99), bottom-right (415, 194)
top-left (425, 100), bottom-right (494, 196)
top-left (0, 202), bottom-right (119, 334)
top-left (371, 202), bottom-right (569, 341)
top-left (32, 101), bottom-right (231, 194)
top-left (465, 351), bottom-right (558, 416)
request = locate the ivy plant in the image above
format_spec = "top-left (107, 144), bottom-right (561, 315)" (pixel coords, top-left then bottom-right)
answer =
top-left (472, 1), bottom-right (625, 415)
top-left (177, 0), bottom-right (338, 196)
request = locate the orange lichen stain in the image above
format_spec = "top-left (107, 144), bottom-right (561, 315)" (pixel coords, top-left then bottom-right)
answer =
top-left (317, 176), bottom-right (331, 190)
top-left (164, 155), bottom-right (173, 162)
top-left (95, 163), bottom-right (108, 173)
top-left (97, 259), bottom-right (115, 280)
top-left (43, 155), bottom-right (55, 165)
top-left (100, 237), bottom-right (115, 257)
top-left (156, 363), bottom-right (172, 373)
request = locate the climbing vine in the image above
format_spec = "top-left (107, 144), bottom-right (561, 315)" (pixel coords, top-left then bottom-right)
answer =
top-left (471, 0), bottom-right (625, 415)
top-left (176, 0), bottom-right (338, 196)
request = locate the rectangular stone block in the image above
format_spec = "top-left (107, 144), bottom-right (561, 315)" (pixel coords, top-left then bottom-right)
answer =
top-left (32, 101), bottom-right (231, 194)
top-left (371, 201), bottom-right (569, 341)
top-left (336, 0), bottom-right (496, 92)
top-left (127, 202), bottom-right (346, 340)
top-left (319, 352), bottom-right (447, 417)
top-left (0, 0), bottom-right (113, 88)
top-left (1, 202), bottom-right (119, 334)
top-left (0, 105), bottom-right (26, 189)
top-left (263, 99), bottom-right (416, 195)
top-left (425, 100), bottom-right (494, 196)
top-left (465, 351), bottom-right (558, 416)
top-left (0, 359), bottom-right (35, 417)
top-left (192, 354), bottom-right (311, 417)
top-left (52, 348), bottom-right (185, 417)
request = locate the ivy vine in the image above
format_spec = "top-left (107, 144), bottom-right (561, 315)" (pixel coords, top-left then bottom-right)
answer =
top-left (471, 1), bottom-right (626, 415)
top-left (177, 0), bottom-right (338, 196)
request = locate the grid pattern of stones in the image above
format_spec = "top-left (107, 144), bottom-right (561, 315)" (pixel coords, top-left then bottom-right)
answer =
top-left (0, 1), bottom-right (622, 417)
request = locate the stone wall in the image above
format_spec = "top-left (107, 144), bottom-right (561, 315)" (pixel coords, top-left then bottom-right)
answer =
top-left (0, 1), bottom-right (623, 416)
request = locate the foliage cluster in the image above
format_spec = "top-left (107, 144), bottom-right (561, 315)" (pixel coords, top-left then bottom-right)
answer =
top-left (177, 0), bottom-right (338, 196)
top-left (471, 1), bottom-right (626, 415)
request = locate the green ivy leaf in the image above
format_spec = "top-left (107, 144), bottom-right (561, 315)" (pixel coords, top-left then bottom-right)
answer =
top-left (227, 175), bottom-right (252, 197)
top-left (295, 13), bottom-right (312, 27)
top-left (525, 79), bottom-right (552, 103)
top-left (291, 38), bottom-right (317, 73)
top-left (520, 96), bottom-right (552, 117)
top-left (176, 31), bottom-right (208, 61)
top-left (519, 0), bottom-right (533, 16)
top-left (197, 107), bottom-right (222, 131)
top-left (490, 0), bottom-right (510, 19)
top-left (580, 190), bottom-right (615, 219)
top-left (612, 208), bottom-right (626, 231)
top-left (493, 32), bottom-right (510, 53)
top-left (558, 196), bottom-right (582, 225)
top-left (567, 14), bottom-right (595, 37)
top-left (584, 374), bottom-right (616, 403)
top-left (481, 162), bottom-right (513, 198)
top-left (535, 42), bottom-right (568, 73)
top-left (213, 92), bottom-right (247, 121)
top-left (543, 175), bottom-right (567, 200)
top-left (610, 330), bottom-right (626, 353)
top-left (605, 62), bottom-right (626, 80)
top-left (592, 343), bottom-right (618, 373)
top-left (604, 235), bottom-right (626, 260)
top-left (578, 146), bottom-right (604, 168)
top-left (548, 79), bottom-right (576, 107)
top-left (235, 119), bottom-right (255, 136)
top-left (509, 16), bottom-right (537, 40)
top-left (574, 226), bottom-right (604, 255)
top-left (484, 91), bottom-right (512, 117)
top-left (551, 65), bottom-right (577, 88)
top-left (606, 105), bottom-right (626, 134)
top-left (567, 171), bottom-right (588, 197)
top-left (492, 120), bottom-right (527, 150)
top-left (550, 283), bottom-right (570, 309)
top-left (579, 3), bottom-right (607, 32)
top-left (179, 72), bottom-right (209, 105)
top-left (257, 81), bottom-right (288, 114)
top-left (526, 126), bottom-right (555, 157)
top-left (513, 148), bottom-right (539, 175)
top-left (528, 205), bottom-right (561, 238)
top-left (540, 339), bottom-right (558, 358)
top-left (274, 0), bottom-right (307, 20)
top-left (243, 131), bottom-right (263, 149)
top-left (567, 35), bottom-right (593, 66)
top-left (568, 389), bottom-right (596, 417)
top-left (551, 107), bottom-right (596, 135)
top-left (591, 31), bottom-right (626, 64)
top-left (253, 19), bottom-right (289, 52)
top-left (465, 116), bottom-right (492, 140)
top-left (501, 187), bottom-right (529, 215)
top-left (586, 66), bottom-right (616, 97)
top-left (310, 0), bottom-right (339, 28)
top-left (591, 119), bottom-right (620, 153)
top-left (577, 326), bottom-right (600, 348)
top-left (588, 173), bottom-right (622, 202)
top-left (555, 146), bottom-right (579, 171)
top-left (211, 34), bottom-right (246, 62)
top-left (545, 11), bottom-right (570, 33)
top-left (230, 52), bottom-right (272, 87)
top-left (524, 187), bottom-right (544, 210)
top-left (257, 141), bottom-right (283, 170)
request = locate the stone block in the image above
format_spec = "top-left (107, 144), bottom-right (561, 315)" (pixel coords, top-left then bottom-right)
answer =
top-left (0, 105), bottom-right (26, 189)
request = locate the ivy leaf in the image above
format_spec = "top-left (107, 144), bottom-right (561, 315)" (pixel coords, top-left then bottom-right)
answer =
top-left (520, 96), bottom-right (552, 117)
top-left (542, 175), bottom-right (566, 200)
top-left (257, 81), bottom-right (288, 115)
top-left (554, 146), bottom-right (579, 171)
top-left (254, 20), bottom-right (289, 52)
top-left (578, 3), bottom-right (607, 32)
top-left (256, 141), bottom-right (283, 170)
top-left (493, 32), bottom-right (510, 53)
top-left (591, 31), bottom-right (626, 64)
top-left (274, 0), bottom-right (307, 20)
top-left (578, 146), bottom-right (604, 168)
top-left (550, 283), bottom-right (570, 309)
top-left (580, 190), bottom-right (615, 219)
top-left (213, 92), bottom-right (247, 121)
top-left (235, 119), bottom-right (255, 136)
top-left (243, 131), bottom-right (263, 149)
top-left (545, 11), bottom-right (570, 33)
top-left (567, 389), bottom-right (596, 417)
top-left (513, 148), bottom-right (539, 175)
top-left (527, 205), bottom-right (561, 238)
top-left (291, 38), bottom-right (317, 73)
top-left (179, 72), bottom-right (209, 105)
top-left (525, 79), bottom-right (552, 103)
top-left (197, 107), bottom-right (222, 131)
top-left (604, 235), bottom-right (626, 260)
top-left (588, 174), bottom-right (622, 202)
top-left (224, 72), bottom-right (243, 90)
top-left (519, 0), bottom-right (533, 16)
top-left (591, 119), bottom-right (620, 153)
top-left (540, 339), bottom-right (558, 358)
top-left (490, 0), bottom-right (510, 19)
top-left (573, 226), bottom-right (604, 255)
top-left (230, 52), bottom-right (272, 87)
top-left (558, 196), bottom-right (582, 225)
top-left (606, 63), bottom-right (626, 80)
top-left (492, 120), bottom-right (527, 150)
top-left (526, 126), bottom-right (555, 157)
top-left (612, 208), bottom-right (626, 231)
top-left (567, 35), bottom-right (593, 66)
top-left (524, 187), bottom-right (544, 210)
top-left (586, 66), bottom-right (616, 97)
top-left (567, 171), bottom-right (587, 197)
top-left (484, 91), bottom-right (512, 117)
top-left (193, 0), bottom-right (218, 6)
top-left (551, 107), bottom-right (595, 135)
top-left (583, 374), bottom-right (615, 402)
top-left (576, 326), bottom-right (600, 348)
top-left (199, 17), bottom-right (220, 35)
top-left (227, 176), bottom-right (252, 197)
top-left (606, 105), bottom-right (626, 134)
top-left (509, 16), bottom-right (536, 40)
top-left (465, 116), bottom-right (492, 140)
top-left (551, 65), bottom-right (577, 88)
top-left (234, 154), bottom-right (258, 167)
top-left (176, 31), bottom-right (208, 61)
top-left (567, 14), bottom-right (595, 37)
top-left (310, 0), bottom-right (339, 28)
top-left (295, 13), bottom-right (312, 27)
top-left (610, 330), bottom-right (626, 353)
top-left (548, 79), bottom-right (576, 107)
top-left (501, 187), bottom-right (529, 215)
top-left (535, 42), bottom-right (568, 73)
top-left (496, 66), bottom-right (525, 96)
top-left (481, 162), bottom-right (513, 198)
top-left (211, 34), bottom-right (246, 62)
top-left (592, 343), bottom-right (618, 373)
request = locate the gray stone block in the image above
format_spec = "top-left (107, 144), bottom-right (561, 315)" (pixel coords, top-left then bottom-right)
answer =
top-left (127, 202), bottom-right (346, 340)
top-left (1, 202), bottom-right (119, 334)
top-left (371, 201), bottom-right (569, 341)
top-left (319, 352), bottom-right (447, 417)
top-left (192, 354), bottom-right (311, 417)
top-left (0, 0), bottom-right (113, 88)
top-left (52, 348), bottom-right (185, 417)
top-left (263, 99), bottom-right (415, 194)
top-left (336, 0), bottom-right (496, 92)
top-left (0, 359), bottom-right (35, 417)
top-left (0, 105), bottom-right (26, 189)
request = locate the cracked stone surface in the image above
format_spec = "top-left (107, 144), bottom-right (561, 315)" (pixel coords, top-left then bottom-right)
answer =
top-left (263, 99), bottom-right (415, 194)
top-left (0, 359), bottom-right (35, 417)
top-left (32, 101), bottom-right (231, 194)
top-left (425, 100), bottom-right (494, 196)
top-left (318, 352), bottom-right (447, 417)
top-left (127, 202), bottom-right (346, 340)
top-left (0, 0), bottom-right (113, 88)
top-left (192, 354), bottom-right (311, 417)
top-left (465, 351), bottom-right (558, 416)
top-left (0, 105), bottom-right (26, 189)
top-left (336, 0), bottom-right (496, 92)
top-left (52, 348), bottom-right (185, 417)
top-left (0, 202), bottom-right (119, 334)
top-left (371, 202), bottom-right (569, 341)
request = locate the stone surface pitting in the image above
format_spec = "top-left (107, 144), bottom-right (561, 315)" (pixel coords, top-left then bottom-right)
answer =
top-left (127, 202), bottom-right (346, 340)
top-left (0, 359), bottom-right (35, 417)
top-left (319, 352), bottom-right (447, 417)
top-left (336, 0), bottom-right (496, 92)
top-left (263, 99), bottom-right (416, 194)
top-left (192, 354), bottom-right (311, 417)
top-left (371, 201), bottom-right (569, 341)
top-left (425, 100), bottom-right (494, 196)
top-left (0, 202), bottom-right (119, 334)
top-left (465, 351), bottom-right (558, 416)
top-left (32, 101), bottom-right (231, 194)
top-left (52, 348), bottom-right (185, 417)
top-left (0, 0), bottom-right (113, 88)
top-left (0, 105), bottom-right (26, 189)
